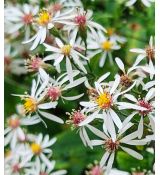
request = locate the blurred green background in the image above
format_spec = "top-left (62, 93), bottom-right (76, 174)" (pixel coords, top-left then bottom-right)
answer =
top-left (4, 0), bottom-right (155, 174)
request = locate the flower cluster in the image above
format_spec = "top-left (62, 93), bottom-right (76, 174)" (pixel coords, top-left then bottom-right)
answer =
top-left (4, 0), bottom-right (155, 174)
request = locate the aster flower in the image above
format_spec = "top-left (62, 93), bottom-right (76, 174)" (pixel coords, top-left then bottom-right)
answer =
top-left (5, 153), bottom-right (32, 175)
top-left (80, 73), bottom-right (136, 130)
top-left (115, 57), bottom-right (147, 87)
top-left (13, 69), bottom-right (64, 125)
top-left (43, 37), bottom-right (89, 82)
top-left (117, 87), bottom-right (155, 139)
top-left (23, 8), bottom-right (75, 50)
top-left (130, 36), bottom-right (155, 62)
top-left (4, 44), bottom-right (27, 75)
top-left (44, 70), bottom-right (86, 102)
top-left (4, 4), bottom-right (39, 39)
top-left (106, 28), bottom-right (127, 44)
top-left (87, 31), bottom-right (120, 67)
top-left (126, 0), bottom-right (154, 7)
top-left (25, 161), bottom-right (67, 175)
top-left (4, 114), bottom-right (40, 149)
top-left (64, 8), bottom-right (106, 39)
top-left (24, 133), bottom-right (57, 169)
top-left (66, 109), bottom-right (102, 148)
top-left (90, 121), bottom-right (147, 174)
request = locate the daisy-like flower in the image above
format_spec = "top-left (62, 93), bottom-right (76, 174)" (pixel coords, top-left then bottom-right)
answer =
top-left (44, 70), bottom-right (86, 102)
top-left (115, 57), bottom-right (147, 87)
top-left (4, 44), bottom-right (27, 75)
top-left (64, 8), bottom-right (106, 38)
top-left (90, 120), bottom-right (147, 174)
top-left (4, 114), bottom-right (40, 149)
top-left (59, 0), bottom-right (83, 9)
top-left (23, 8), bottom-right (75, 50)
top-left (13, 69), bottom-right (64, 126)
top-left (126, 0), bottom-right (154, 7)
top-left (43, 37), bottom-right (89, 82)
top-left (5, 153), bottom-right (32, 175)
top-left (106, 28), bottom-right (127, 45)
top-left (80, 73), bottom-right (136, 130)
top-left (66, 108), bottom-right (102, 148)
top-left (130, 36), bottom-right (155, 62)
top-left (87, 31), bottom-right (120, 67)
top-left (24, 133), bottom-right (57, 169)
top-left (25, 161), bottom-right (67, 175)
top-left (117, 87), bottom-right (155, 139)
top-left (5, 4), bottom-right (39, 39)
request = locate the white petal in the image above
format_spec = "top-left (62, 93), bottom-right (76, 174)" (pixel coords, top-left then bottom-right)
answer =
top-left (86, 124), bottom-right (107, 139)
top-left (105, 152), bottom-right (115, 174)
top-left (145, 88), bottom-right (155, 101)
top-left (115, 57), bottom-right (125, 72)
top-left (66, 57), bottom-right (73, 83)
top-left (39, 111), bottom-right (64, 124)
top-left (120, 131), bottom-right (138, 143)
top-left (62, 93), bottom-right (84, 100)
top-left (120, 146), bottom-right (143, 160)
top-left (38, 102), bottom-right (58, 109)
top-left (80, 102), bottom-right (97, 108)
top-left (100, 152), bottom-right (110, 168)
top-left (110, 109), bottom-right (122, 129)
top-left (91, 139), bottom-right (105, 146)
top-left (124, 94), bottom-right (138, 103)
top-left (97, 72), bottom-right (110, 83)
top-left (40, 153), bottom-right (53, 169)
top-left (110, 74), bottom-right (120, 94)
top-left (137, 116), bottom-right (144, 139)
top-left (130, 48), bottom-right (145, 54)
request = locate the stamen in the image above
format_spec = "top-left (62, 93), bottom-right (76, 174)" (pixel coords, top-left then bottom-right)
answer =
top-left (120, 74), bottom-right (132, 87)
top-left (8, 117), bottom-right (20, 129)
top-left (31, 143), bottom-right (42, 155)
top-left (138, 99), bottom-right (152, 116)
top-left (96, 92), bottom-right (112, 109)
top-left (61, 45), bottom-right (72, 56)
top-left (22, 13), bottom-right (33, 24)
top-left (104, 139), bottom-right (119, 152)
top-left (101, 41), bottom-right (113, 51)
top-left (23, 97), bottom-right (37, 114)
top-left (37, 9), bottom-right (51, 26)
top-left (47, 87), bottom-right (61, 101)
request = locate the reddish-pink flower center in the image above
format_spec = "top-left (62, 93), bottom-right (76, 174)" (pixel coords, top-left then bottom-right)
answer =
top-left (8, 118), bottom-right (20, 129)
top-left (104, 139), bottom-right (119, 152)
top-left (47, 87), bottom-right (61, 101)
top-left (4, 56), bottom-right (11, 65)
top-left (74, 15), bottom-right (86, 27)
top-left (12, 164), bottom-right (21, 173)
top-left (72, 111), bottom-right (85, 126)
top-left (22, 13), bottom-right (33, 24)
top-left (90, 165), bottom-right (103, 175)
top-left (138, 100), bottom-right (152, 116)
top-left (40, 172), bottom-right (48, 175)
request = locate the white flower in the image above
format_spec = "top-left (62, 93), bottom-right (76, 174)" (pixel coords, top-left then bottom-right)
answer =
top-left (13, 69), bottom-right (64, 126)
top-left (90, 121), bottom-right (147, 174)
top-left (115, 57), bottom-right (147, 87)
top-left (4, 44), bottom-right (27, 75)
top-left (4, 114), bottom-right (40, 149)
top-left (23, 8), bottom-right (74, 50)
top-left (44, 70), bottom-right (86, 101)
top-left (130, 36), bottom-right (155, 62)
top-left (126, 0), bottom-right (154, 7)
top-left (43, 37), bottom-right (89, 82)
top-left (117, 87), bottom-right (155, 139)
top-left (80, 73), bottom-right (135, 130)
top-left (5, 4), bottom-right (39, 39)
top-left (107, 28), bottom-right (127, 44)
top-left (5, 153), bottom-right (32, 175)
top-left (64, 8), bottom-right (106, 39)
top-left (109, 169), bottom-right (130, 175)
top-left (24, 133), bottom-right (57, 169)
top-left (25, 161), bottom-right (67, 175)
top-left (66, 109), bottom-right (102, 148)
top-left (87, 31), bottom-right (120, 67)
top-left (59, 0), bottom-right (83, 9)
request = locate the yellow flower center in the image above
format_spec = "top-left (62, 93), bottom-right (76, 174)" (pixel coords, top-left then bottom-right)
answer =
top-left (96, 92), bottom-right (112, 109)
top-left (61, 45), bottom-right (72, 56)
top-left (23, 97), bottom-right (37, 114)
top-left (31, 143), bottom-right (42, 155)
top-left (37, 10), bottom-right (51, 26)
top-left (5, 150), bottom-right (11, 158)
top-left (101, 41), bottom-right (113, 51)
